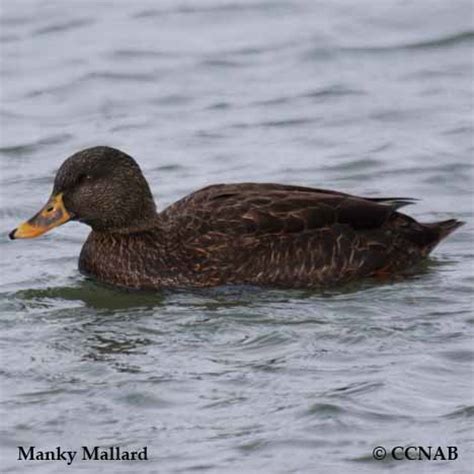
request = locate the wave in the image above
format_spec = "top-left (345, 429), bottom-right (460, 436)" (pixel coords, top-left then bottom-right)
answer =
top-left (341, 31), bottom-right (474, 53)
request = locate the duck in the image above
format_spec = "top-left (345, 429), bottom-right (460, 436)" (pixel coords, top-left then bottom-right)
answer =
top-left (9, 146), bottom-right (463, 290)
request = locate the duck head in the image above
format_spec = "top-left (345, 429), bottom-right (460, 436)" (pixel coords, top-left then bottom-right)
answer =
top-left (9, 146), bottom-right (157, 239)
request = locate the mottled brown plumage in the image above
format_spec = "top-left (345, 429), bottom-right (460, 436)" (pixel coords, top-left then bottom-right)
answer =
top-left (10, 146), bottom-right (464, 290)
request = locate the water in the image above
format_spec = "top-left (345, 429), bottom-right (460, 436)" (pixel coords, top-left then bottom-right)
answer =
top-left (0, 1), bottom-right (473, 472)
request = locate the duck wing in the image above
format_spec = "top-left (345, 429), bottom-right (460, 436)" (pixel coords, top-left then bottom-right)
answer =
top-left (154, 183), bottom-right (461, 287)
top-left (160, 183), bottom-right (415, 237)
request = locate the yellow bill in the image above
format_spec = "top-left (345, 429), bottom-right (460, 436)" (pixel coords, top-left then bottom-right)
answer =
top-left (9, 193), bottom-right (71, 239)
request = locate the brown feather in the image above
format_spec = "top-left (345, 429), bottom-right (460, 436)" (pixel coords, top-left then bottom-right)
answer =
top-left (80, 181), bottom-right (463, 289)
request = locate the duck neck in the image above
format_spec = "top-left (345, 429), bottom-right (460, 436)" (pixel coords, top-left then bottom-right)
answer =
top-left (88, 206), bottom-right (161, 234)
top-left (79, 218), bottom-right (179, 289)
top-left (99, 212), bottom-right (161, 234)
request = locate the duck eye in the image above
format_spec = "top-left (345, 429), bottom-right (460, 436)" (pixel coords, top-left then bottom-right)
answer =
top-left (78, 174), bottom-right (92, 184)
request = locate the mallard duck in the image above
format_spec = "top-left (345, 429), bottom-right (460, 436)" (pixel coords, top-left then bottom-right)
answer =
top-left (9, 146), bottom-right (463, 290)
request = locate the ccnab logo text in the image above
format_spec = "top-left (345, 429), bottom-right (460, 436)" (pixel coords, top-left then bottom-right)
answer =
top-left (391, 446), bottom-right (458, 461)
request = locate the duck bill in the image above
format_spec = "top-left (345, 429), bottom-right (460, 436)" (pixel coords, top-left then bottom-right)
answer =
top-left (9, 193), bottom-right (71, 240)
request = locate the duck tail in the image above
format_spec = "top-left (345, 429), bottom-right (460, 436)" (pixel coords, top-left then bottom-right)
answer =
top-left (417, 219), bottom-right (464, 255)
top-left (427, 219), bottom-right (465, 240)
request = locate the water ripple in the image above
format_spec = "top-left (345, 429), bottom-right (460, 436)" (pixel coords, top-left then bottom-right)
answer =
top-left (32, 18), bottom-right (94, 36)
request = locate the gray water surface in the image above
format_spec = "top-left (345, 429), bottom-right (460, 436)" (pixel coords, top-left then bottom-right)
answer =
top-left (0, 1), bottom-right (473, 473)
